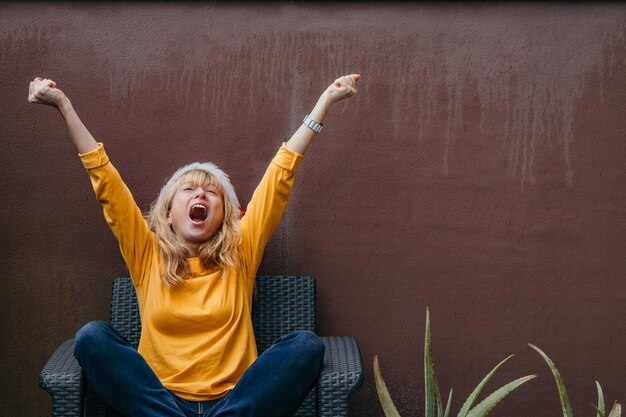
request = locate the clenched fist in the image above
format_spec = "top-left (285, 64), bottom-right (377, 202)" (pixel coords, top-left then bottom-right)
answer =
top-left (28, 77), bottom-right (67, 108)
top-left (324, 74), bottom-right (361, 104)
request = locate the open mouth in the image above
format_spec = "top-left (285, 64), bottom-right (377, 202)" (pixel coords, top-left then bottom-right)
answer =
top-left (189, 203), bottom-right (208, 221)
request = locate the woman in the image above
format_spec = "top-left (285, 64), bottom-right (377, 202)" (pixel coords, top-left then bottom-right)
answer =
top-left (28, 73), bottom-right (360, 417)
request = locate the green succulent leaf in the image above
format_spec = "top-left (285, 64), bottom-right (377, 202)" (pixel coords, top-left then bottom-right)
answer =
top-left (374, 355), bottom-right (402, 417)
top-left (596, 381), bottom-right (606, 417)
top-left (425, 308), bottom-right (436, 417)
top-left (594, 405), bottom-right (607, 417)
top-left (529, 344), bottom-right (573, 417)
top-left (456, 354), bottom-right (515, 417)
top-left (608, 402), bottom-right (622, 417)
top-left (465, 375), bottom-right (537, 417)
top-left (444, 389), bottom-right (453, 417)
top-left (435, 374), bottom-right (444, 417)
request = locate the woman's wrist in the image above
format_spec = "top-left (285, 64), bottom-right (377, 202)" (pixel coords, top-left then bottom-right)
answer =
top-left (57, 96), bottom-right (73, 116)
top-left (308, 93), bottom-right (333, 124)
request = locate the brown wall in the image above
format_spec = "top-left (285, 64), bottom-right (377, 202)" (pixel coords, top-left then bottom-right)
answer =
top-left (1, 3), bottom-right (625, 417)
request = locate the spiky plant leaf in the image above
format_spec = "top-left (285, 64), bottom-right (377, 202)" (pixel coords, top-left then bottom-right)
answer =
top-left (594, 404), bottom-right (607, 417)
top-left (425, 308), bottom-right (436, 417)
top-left (435, 374), bottom-right (444, 417)
top-left (373, 355), bottom-right (402, 417)
top-left (529, 344), bottom-right (574, 417)
top-left (596, 381), bottom-right (606, 417)
top-left (456, 355), bottom-right (515, 417)
top-left (465, 375), bottom-right (537, 417)
top-left (608, 402), bottom-right (622, 417)
top-left (443, 389), bottom-right (453, 417)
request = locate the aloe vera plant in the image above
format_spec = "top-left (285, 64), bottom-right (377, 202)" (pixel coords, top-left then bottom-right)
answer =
top-left (374, 308), bottom-right (536, 417)
top-left (529, 344), bottom-right (622, 417)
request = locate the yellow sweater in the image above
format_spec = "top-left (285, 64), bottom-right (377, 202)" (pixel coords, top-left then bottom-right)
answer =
top-left (80, 142), bottom-right (302, 401)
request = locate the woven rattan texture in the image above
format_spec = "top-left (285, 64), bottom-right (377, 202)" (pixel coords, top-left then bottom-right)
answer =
top-left (110, 277), bottom-right (141, 349)
top-left (252, 275), bottom-right (316, 352)
top-left (39, 338), bottom-right (83, 417)
top-left (41, 275), bottom-right (361, 416)
top-left (318, 336), bottom-right (364, 417)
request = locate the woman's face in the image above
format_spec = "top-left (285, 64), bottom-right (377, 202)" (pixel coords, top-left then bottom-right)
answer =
top-left (167, 180), bottom-right (225, 254)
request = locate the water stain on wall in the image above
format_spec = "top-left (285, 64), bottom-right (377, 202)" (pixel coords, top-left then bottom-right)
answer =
top-left (4, 5), bottom-right (623, 190)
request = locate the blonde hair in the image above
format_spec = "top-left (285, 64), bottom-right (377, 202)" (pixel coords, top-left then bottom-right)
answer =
top-left (145, 162), bottom-right (242, 287)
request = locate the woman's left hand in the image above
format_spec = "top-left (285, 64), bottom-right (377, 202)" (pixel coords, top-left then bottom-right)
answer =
top-left (285, 73), bottom-right (362, 154)
top-left (324, 74), bottom-right (361, 104)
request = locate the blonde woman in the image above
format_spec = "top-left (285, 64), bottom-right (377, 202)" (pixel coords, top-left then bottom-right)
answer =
top-left (28, 73), bottom-right (361, 417)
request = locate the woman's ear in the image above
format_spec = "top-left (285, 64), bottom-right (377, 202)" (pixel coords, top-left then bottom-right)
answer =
top-left (166, 212), bottom-right (172, 225)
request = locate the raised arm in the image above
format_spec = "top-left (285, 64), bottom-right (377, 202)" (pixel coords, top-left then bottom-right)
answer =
top-left (240, 74), bottom-right (361, 281)
top-left (28, 77), bottom-right (154, 285)
top-left (28, 77), bottom-right (98, 154)
top-left (285, 74), bottom-right (361, 155)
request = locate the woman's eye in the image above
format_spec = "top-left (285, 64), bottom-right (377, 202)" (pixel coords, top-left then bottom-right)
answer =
top-left (183, 187), bottom-right (192, 191)
top-left (207, 189), bottom-right (217, 195)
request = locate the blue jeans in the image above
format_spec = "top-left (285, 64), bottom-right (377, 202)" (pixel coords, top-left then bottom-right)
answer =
top-left (74, 321), bottom-right (325, 417)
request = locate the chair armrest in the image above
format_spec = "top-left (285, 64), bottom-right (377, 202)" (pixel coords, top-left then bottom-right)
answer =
top-left (39, 338), bottom-right (84, 417)
top-left (318, 336), bottom-right (364, 417)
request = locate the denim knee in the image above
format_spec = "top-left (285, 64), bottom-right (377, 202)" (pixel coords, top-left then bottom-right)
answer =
top-left (290, 330), bottom-right (325, 370)
top-left (74, 320), bottom-right (112, 360)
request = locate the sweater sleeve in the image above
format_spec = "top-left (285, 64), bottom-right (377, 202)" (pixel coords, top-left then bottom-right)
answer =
top-left (80, 143), bottom-right (154, 286)
top-left (239, 143), bottom-right (303, 283)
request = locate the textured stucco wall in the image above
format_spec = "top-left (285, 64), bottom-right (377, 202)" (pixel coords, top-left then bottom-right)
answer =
top-left (1, 3), bottom-right (625, 417)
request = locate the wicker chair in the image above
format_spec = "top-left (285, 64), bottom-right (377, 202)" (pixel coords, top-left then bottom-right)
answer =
top-left (40, 276), bottom-right (363, 417)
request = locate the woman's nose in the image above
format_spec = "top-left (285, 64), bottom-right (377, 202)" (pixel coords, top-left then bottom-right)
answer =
top-left (193, 187), bottom-right (207, 199)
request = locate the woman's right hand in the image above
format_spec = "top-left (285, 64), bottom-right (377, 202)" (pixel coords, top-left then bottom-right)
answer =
top-left (28, 77), bottom-right (97, 153)
top-left (28, 77), bottom-right (67, 108)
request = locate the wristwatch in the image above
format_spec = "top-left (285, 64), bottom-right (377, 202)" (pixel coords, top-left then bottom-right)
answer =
top-left (303, 114), bottom-right (323, 133)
